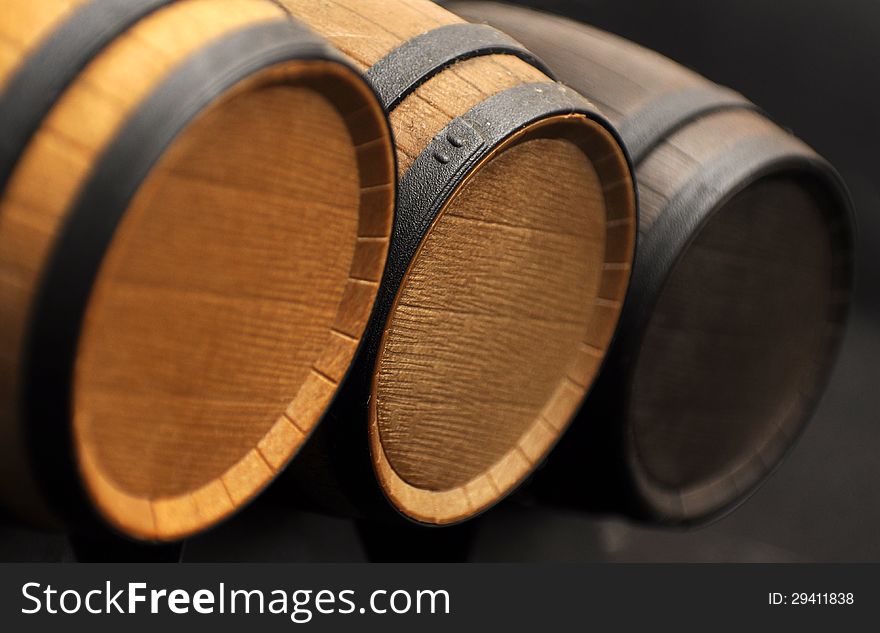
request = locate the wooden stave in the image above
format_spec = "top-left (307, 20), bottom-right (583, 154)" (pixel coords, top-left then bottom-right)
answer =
top-left (448, 1), bottom-right (856, 524)
top-left (0, 0), bottom-right (395, 541)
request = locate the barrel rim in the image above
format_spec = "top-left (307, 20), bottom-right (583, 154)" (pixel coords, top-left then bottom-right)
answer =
top-left (364, 82), bottom-right (638, 525)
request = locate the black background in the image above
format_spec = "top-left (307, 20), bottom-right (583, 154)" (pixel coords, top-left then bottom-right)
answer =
top-left (2, 0), bottom-right (878, 562)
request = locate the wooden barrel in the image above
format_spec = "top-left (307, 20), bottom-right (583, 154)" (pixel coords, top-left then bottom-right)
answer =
top-left (277, 0), bottom-right (637, 525)
top-left (0, 0), bottom-right (395, 541)
top-left (450, 2), bottom-right (856, 524)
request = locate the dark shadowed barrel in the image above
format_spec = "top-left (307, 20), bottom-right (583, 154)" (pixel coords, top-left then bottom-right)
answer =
top-left (450, 1), bottom-right (855, 524)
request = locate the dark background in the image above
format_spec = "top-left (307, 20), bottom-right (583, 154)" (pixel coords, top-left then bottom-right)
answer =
top-left (2, 0), bottom-right (878, 562)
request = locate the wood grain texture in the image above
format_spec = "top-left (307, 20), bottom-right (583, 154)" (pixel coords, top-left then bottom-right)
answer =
top-left (376, 132), bottom-right (606, 490)
top-left (0, 0), bottom-right (395, 539)
top-left (282, 0), bottom-right (636, 524)
top-left (451, 2), bottom-right (854, 521)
